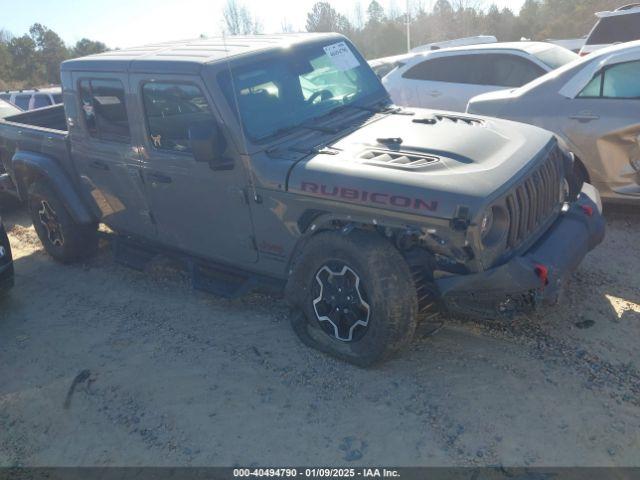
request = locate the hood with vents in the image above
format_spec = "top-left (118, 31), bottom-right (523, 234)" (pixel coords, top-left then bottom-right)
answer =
top-left (287, 108), bottom-right (556, 219)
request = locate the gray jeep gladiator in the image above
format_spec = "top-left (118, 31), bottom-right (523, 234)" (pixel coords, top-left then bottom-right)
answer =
top-left (0, 33), bottom-right (605, 365)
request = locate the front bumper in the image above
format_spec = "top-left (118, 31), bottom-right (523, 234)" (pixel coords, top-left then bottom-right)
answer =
top-left (436, 184), bottom-right (605, 318)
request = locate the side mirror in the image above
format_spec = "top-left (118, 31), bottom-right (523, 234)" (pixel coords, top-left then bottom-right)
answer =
top-left (188, 124), bottom-right (234, 171)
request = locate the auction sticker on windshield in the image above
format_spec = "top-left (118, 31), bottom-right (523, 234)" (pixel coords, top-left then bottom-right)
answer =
top-left (323, 41), bottom-right (360, 71)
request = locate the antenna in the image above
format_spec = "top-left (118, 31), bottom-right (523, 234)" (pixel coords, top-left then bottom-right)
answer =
top-left (222, 31), bottom-right (259, 202)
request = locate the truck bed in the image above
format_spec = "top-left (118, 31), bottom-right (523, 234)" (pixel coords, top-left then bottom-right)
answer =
top-left (0, 104), bottom-right (71, 196)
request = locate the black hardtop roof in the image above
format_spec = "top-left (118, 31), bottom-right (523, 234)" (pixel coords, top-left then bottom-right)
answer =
top-left (61, 33), bottom-right (343, 74)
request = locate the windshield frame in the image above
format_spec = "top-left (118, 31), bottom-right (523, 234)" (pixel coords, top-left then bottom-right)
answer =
top-left (215, 37), bottom-right (389, 146)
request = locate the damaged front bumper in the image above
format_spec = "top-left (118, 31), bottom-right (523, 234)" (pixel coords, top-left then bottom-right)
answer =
top-left (436, 184), bottom-right (605, 318)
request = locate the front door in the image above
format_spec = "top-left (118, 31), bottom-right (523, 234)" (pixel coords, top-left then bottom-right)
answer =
top-left (130, 75), bottom-right (257, 264)
top-left (562, 60), bottom-right (640, 194)
top-left (69, 73), bottom-right (156, 238)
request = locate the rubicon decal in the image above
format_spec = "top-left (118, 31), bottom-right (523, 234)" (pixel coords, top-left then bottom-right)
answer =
top-left (301, 182), bottom-right (438, 212)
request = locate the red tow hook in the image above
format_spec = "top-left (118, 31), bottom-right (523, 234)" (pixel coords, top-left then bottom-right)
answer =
top-left (534, 264), bottom-right (549, 287)
top-left (581, 205), bottom-right (594, 217)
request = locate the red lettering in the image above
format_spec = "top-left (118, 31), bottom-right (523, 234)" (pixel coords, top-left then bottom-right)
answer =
top-left (390, 195), bottom-right (411, 208)
top-left (341, 188), bottom-right (359, 200)
top-left (371, 193), bottom-right (388, 204)
top-left (301, 182), bottom-right (318, 193)
top-left (414, 199), bottom-right (438, 211)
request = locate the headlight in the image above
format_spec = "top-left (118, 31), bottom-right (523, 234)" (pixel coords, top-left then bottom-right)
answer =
top-left (480, 205), bottom-right (509, 247)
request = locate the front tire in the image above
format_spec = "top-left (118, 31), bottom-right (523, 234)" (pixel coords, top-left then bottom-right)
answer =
top-left (28, 181), bottom-right (97, 263)
top-left (286, 230), bottom-right (418, 366)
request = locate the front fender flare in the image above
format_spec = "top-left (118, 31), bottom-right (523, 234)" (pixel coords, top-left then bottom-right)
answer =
top-left (12, 151), bottom-right (94, 225)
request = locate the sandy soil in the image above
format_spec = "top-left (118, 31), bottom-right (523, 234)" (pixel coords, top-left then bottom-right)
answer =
top-left (1, 205), bottom-right (639, 467)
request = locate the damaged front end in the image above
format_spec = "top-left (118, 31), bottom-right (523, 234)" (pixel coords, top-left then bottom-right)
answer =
top-left (436, 184), bottom-right (605, 319)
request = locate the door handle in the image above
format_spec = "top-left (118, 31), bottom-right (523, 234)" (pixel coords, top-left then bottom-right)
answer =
top-left (147, 172), bottom-right (172, 184)
top-left (570, 111), bottom-right (600, 122)
top-left (429, 90), bottom-right (442, 97)
top-left (90, 160), bottom-right (110, 171)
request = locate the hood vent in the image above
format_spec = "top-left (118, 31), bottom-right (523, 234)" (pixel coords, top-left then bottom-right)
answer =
top-left (359, 149), bottom-right (439, 170)
top-left (435, 114), bottom-right (483, 126)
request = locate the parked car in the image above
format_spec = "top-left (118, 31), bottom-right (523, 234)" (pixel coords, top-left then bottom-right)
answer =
top-left (0, 217), bottom-right (14, 293)
top-left (369, 37), bottom-right (499, 80)
top-left (0, 34), bottom-right (604, 365)
top-left (0, 88), bottom-right (62, 111)
top-left (0, 98), bottom-right (21, 118)
top-left (369, 52), bottom-right (419, 78)
top-left (468, 40), bottom-right (640, 205)
top-left (410, 35), bottom-right (498, 53)
top-left (383, 42), bottom-right (578, 112)
top-left (580, 4), bottom-right (640, 56)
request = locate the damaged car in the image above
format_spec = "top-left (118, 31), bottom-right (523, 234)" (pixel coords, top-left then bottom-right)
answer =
top-left (468, 40), bottom-right (640, 205)
top-left (0, 33), bottom-right (604, 365)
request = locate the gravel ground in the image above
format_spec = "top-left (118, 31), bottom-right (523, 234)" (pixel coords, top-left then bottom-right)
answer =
top-left (0, 205), bottom-right (639, 467)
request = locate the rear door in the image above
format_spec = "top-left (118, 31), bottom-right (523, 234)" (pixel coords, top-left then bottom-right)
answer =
top-left (69, 72), bottom-right (156, 238)
top-left (129, 74), bottom-right (257, 264)
top-left (562, 60), bottom-right (640, 194)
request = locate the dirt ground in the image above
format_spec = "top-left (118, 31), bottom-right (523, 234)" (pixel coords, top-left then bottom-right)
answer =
top-left (1, 204), bottom-right (639, 467)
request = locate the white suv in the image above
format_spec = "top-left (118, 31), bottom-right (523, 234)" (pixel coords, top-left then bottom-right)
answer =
top-left (382, 42), bottom-right (578, 112)
top-left (580, 4), bottom-right (640, 56)
top-left (0, 88), bottom-right (62, 111)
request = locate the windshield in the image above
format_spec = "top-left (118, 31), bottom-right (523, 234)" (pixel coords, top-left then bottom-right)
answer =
top-left (530, 44), bottom-right (579, 69)
top-left (219, 39), bottom-right (386, 142)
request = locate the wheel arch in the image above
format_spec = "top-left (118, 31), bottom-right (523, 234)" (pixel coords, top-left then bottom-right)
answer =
top-left (12, 151), bottom-right (95, 225)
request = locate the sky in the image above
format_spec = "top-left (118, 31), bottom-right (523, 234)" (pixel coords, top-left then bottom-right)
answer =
top-left (0, 0), bottom-right (526, 49)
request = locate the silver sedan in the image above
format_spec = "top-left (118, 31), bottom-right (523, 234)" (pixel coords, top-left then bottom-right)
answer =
top-left (467, 40), bottom-right (640, 205)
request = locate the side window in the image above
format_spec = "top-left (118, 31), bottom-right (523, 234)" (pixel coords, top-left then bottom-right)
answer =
top-left (578, 73), bottom-right (603, 98)
top-left (33, 94), bottom-right (52, 108)
top-left (78, 78), bottom-right (131, 142)
top-left (14, 94), bottom-right (31, 110)
top-left (142, 82), bottom-right (216, 154)
top-left (402, 55), bottom-right (485, 84)
top-left (483, 54), bottom-right (545, 87)
top-left (578, 61), bottom-right (640, 99)
top-left (602, 61), bottom-right (640, 98)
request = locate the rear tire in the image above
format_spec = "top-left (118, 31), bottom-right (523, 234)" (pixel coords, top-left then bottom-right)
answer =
top-left (286, 230), bottom-right (418, 367)
top-left (28, 181), bottom-right (97, 263)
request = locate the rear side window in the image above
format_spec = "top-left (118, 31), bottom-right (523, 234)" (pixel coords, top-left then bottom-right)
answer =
top-left (79, 79), bottom-right (131, 142)
top-left (586, 13), bottom-right (640, 45)
top-left (578, 61), bottom-right (640, 99)
top-left (141, 82), bottom-right (215, 153)
top-left (14, 94), bottom-right (31, 110)
top-left (403, 53), bottom-right (544, 87)
top-left (0, 93), bottom-right (9, 101)
top-left (52, 93), bottom-right (62, 104)
top-left (33, 94), bottom-right (52, 108)
top-left (481, 54), bottom-right (545, 87)
top-left (402, 55), bottom-right (485, 84)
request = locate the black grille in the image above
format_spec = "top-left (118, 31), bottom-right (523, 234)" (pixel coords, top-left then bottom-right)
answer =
top-left (505, 146), bottom-right (563, 249)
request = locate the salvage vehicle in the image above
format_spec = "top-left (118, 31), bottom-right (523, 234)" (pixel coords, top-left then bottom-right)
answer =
top-left (579, 4), bottom-right (640, 56)
top-left (468, 40), bottom-right (640, 205)
top-left (383, 42), bottom-right (578, 112)
top-left (0, 217), bottom-right (14, 293)
top-left (0, 34), bottom-right (605, 365)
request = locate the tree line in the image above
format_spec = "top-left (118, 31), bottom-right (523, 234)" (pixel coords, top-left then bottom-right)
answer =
top-left (304, 0), bottom-right (625, 59)
top-left (0, 24), bottom-right (107, 90)
top-left (0, 0), bottom-right (627, 90)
